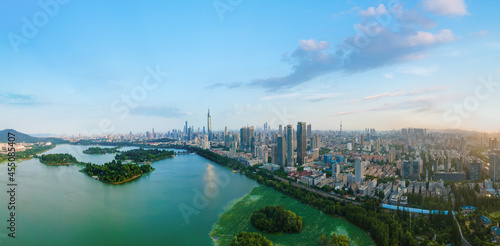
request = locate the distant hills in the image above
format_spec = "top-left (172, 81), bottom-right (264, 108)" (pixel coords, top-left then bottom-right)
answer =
top-left (0, 129), bottom-right (67, 144)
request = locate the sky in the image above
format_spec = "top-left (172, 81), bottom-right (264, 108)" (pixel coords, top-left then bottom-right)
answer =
top-left (1, 0), bottom-right (500, 135)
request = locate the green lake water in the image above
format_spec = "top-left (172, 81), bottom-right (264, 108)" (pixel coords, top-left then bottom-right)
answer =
top-left (211, 186), bottom-right (375, 246)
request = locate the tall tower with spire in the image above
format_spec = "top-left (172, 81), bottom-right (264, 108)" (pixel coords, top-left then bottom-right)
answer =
top-left (207, 108), bottom-right (212, 141)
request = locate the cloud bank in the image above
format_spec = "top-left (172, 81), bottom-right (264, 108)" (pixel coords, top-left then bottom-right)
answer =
top-left (211, 1), bottom-right (463, 92)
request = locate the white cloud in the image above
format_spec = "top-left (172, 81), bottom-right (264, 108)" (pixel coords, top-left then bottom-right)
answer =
top-left (397, 66), bottom-right (438, 76)
top-left (404, 29), bottom-right (455, 47)
top-left (359, 4), bottom-right (388, 17)
top-left (422, 0), bottom-right (469, 16)
top-left (299, 39), bottom-right (330, 51)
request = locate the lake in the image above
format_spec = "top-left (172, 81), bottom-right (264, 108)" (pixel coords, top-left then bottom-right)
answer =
top-left (0, 144), bottom-right (258, 245)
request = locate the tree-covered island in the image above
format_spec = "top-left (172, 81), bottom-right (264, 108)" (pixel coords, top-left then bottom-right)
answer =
top-left (115, 148), bottom-right (175, 163)
top-left (250, 205), bottom-right (303, 234)
top-left (81, 148), bottom-right (174, 184)
top-left (82, 160), bottom-right (153, 184)
top-left (38, 153), bottom-right (83, 166)
top-left (83, 146), bottom-right (120, 155)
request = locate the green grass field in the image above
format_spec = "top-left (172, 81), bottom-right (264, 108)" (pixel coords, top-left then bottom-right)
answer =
top-left (210, 185), bottom-right (375, 246)
top-left (490, 211), bottom-right (500, 220)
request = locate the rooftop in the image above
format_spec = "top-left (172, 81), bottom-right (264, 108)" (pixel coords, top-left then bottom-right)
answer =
top-left (481, 216), bottom-right (492, 224)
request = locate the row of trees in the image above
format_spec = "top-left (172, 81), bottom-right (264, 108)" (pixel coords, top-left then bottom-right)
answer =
top-left (39, 153), bottom-right (80, 165)
top-left (320, 233), bottom-right (350, 246)
top-left (82, 160), bottom-right (152, 183)
top-left (230, 232), bottom-right (272, 246)
top-left (250, 205), bottom-right (302, 234)
top-left (453, 185), bottom-right (500, 211)
top-left (115, 148), bottom-right (174, 162)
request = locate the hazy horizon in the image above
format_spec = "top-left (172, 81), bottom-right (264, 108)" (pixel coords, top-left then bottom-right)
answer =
top-left (2, 0), bottom-right (499, 134)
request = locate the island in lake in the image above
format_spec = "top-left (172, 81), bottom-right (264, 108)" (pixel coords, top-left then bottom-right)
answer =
top-left (82, 148), bottom-right (175, 184)
top-left (115, 148), bottom-right (175, 163)
top-left (38, 153), bottom-right (85, 166)
top-left (251, 205), bottom-right (302, 234)
top-left (82, 160), bottom-right (153, 184)
top-left (83, 146), bottom-right (120, 155)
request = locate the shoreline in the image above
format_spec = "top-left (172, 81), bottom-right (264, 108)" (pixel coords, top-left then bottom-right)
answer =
top-left (0, 144), bottom-right (57, 164)
top-left (209, 185), bottom-right (376, 246)
top-left (40, 162), bottom-right (80, 166)
top-left (87, 168), bottom-right (155, 185)
top-left (106, 174), bottom-right (143, 185)
top-left (209, 184), bottom-right (259, 246)
top-left (83, 152), bottom-right (118, 155)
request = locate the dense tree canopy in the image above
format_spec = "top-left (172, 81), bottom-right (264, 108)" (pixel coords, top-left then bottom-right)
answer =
top-left (320, 234), bottom-right (350, 246)
top-left (230, 232), bottom-right (272, 246)
top-left (82, 160), bottom-right (152, 183)
top-left (251, 205), bottom-right (302, 234)
top-left (39, 153), bottom-right (79, 165)
top-left (115, 148), bottom-right (174, 162)
top-left (83, 147), bottom-right (120, 155)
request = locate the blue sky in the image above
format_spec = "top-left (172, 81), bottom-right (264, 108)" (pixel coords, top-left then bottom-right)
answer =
top-left (1, 0), bottom-right (499, 135)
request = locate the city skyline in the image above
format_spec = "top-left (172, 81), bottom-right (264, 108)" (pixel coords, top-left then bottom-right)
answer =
top-left (2, 0), bottom-right (500, 135)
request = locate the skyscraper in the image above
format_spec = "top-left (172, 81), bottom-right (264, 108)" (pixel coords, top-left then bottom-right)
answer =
top-left (490, 154), bottom-right (499, 181)
top-left (355, 158), bottom-right (364, 183)
top-left (496, 155), bottom-right (500, 181)
top-left (402, 160), bottom-right (411, 179)
top-left (306, 124), bottom-right (311, 139)
top-left (277, 136), bottom-right (286, 167)
top-left (286, 125), bottom-right (294, 166)
top-left (240, 127), bottom-right (247, 150)
top-left (297, 122), bottom-right (306, 165)
top-left (311, 133), bottom-right (319, 149)
top-left (247, 126), bottom-right (254, 148)
top-left (207, 109), bottom-right (212, 141)
top-left (333, 162), bottom-right (340, 177)
top-left (470, 161), bottom-right (482, 181)
top-left (279, 125), bottom-right (283, 136)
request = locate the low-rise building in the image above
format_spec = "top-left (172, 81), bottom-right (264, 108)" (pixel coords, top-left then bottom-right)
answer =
top-left (262, 163), bottom-right (280, 172)
top-left (462, 206), bottom-right (476, 216)
top-left (400, 196), bottom-right (408, 205)
top-left (481, 216), bottom-right (492, 227)
top-left (491, 227), bottom-right (500, 242)
top-left (390, 194), bottom-right (399, 205)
